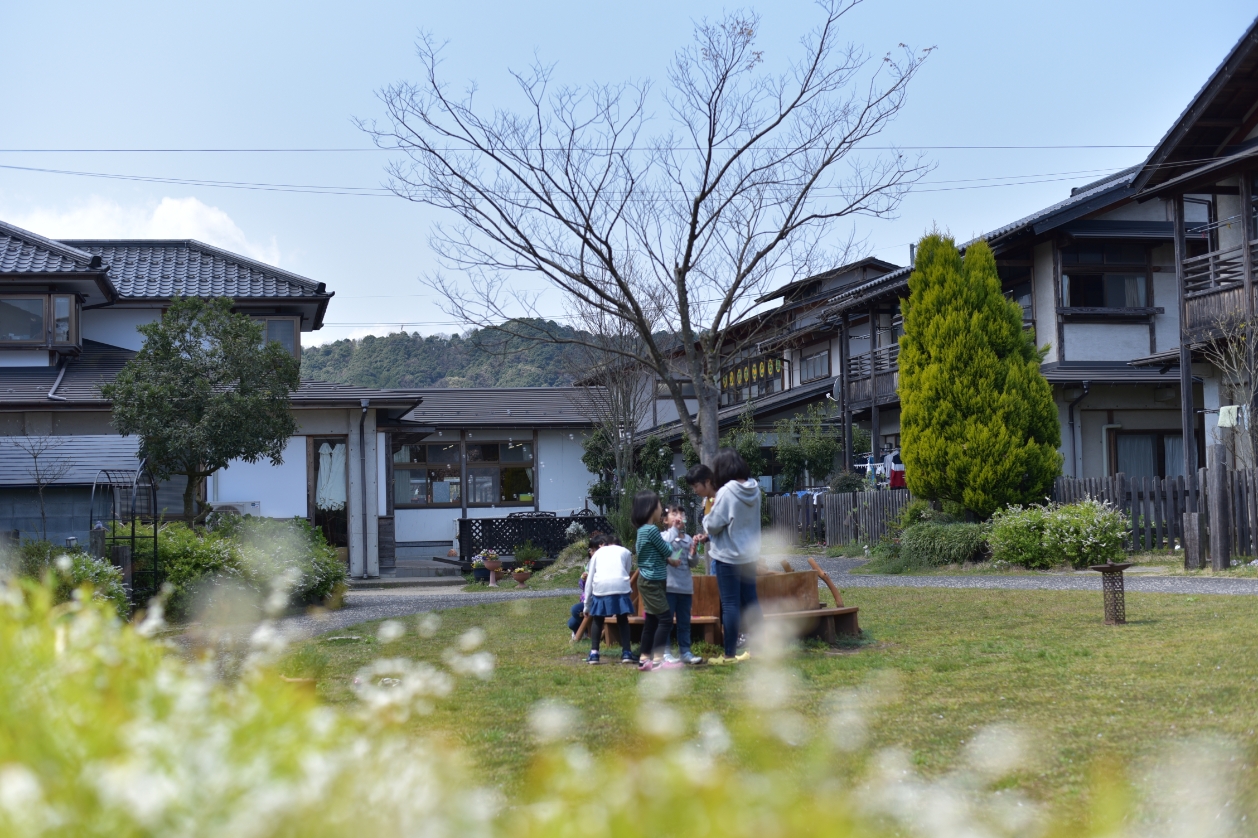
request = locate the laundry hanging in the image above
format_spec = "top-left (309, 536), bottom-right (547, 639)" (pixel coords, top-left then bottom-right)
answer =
top-left (316, 443), bottom-right (347, 511)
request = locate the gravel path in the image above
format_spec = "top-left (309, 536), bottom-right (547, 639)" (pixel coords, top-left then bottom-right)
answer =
top-left (269, 558), bottom-right (1258, 640)
top-left (281, 586), bottom-right (579, 640)
top-left (808, 557), bottom-right (1258, 597)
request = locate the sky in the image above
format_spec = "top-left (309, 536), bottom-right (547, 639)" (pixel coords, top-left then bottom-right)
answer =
top-left (1, 1), bottom-right (1253, 345)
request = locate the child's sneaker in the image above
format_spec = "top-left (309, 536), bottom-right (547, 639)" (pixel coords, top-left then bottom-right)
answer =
top-left (681, 651), bottom-right (705, 665)
top-left (736, 633), bottom-right (748, 649)
top-left (658, 658), bottom-right (684, 670)
top-left (637, 659), bottom-right (657, 672)
top-left (620, 651), bottom-right (638, 665)
top-left (662, 653), bottom-right (681, 665)
top-left (587, 651), bottom-right (601, 665)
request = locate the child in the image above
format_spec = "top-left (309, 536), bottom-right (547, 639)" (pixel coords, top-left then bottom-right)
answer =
top-left (704, 448), bottom-right (761, 665)
top-left (632, 490), bottom-right (680, 671)
top-left (662, 505), bottom-right (704, 665)
top-left (583, 532), bottom-right (637, 664)
top-left (685, 464), bottom-right (719, 574)
top-left (567, 535), bottom-right (599, 638)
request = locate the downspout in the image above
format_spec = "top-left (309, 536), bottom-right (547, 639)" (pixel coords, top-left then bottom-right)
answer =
top-left (47, 359), bottom-right (69, 402)
top-left (359, 398), bottom-right (371, 579)
top-left (1066, 382), bottom-right (1090, 478)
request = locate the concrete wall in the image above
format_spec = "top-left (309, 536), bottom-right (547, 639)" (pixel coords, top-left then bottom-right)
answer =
top-left (210, 436), bottom-right (307, 518)
top-left (81, 308), bottom-right (160, 351)
top-left (1033, 242), bottom-right (1057, 362)
top-left (536, 429), bottom-right (593, 513)
top-left (1151, 243), bottom-right (1179, 353)
top-left (1058, 384), bottom-right (1184, 479)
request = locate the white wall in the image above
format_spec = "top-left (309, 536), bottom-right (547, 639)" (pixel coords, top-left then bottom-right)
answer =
top-left (1063, 323), bottom-right (1149, 361)
top-left (537, 429), bottom-right (595, 513)
top-left (212, 436), bottom-right (307, 518)
top-left (1033, 242), bottom-right (1057, 362)
top-left (81, 308), bottom-right (160, 350)
top-left (0, 350), bottom-right (51, 368)
top-left (394, 507), bottom-right (462, 545)
top-left (377, 431), bottom-right (388, 516)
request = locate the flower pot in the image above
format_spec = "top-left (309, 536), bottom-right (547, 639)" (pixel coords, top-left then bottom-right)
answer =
top-left (483, 560), bottom-right (502, 572)
top-left (512, 571), bottom-right (532, 588)
top-left (473, 567), bottom-right (490, 582)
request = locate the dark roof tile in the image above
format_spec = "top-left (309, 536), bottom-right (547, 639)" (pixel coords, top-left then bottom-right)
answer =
top-left (0, 220), bottom-right (99, 274)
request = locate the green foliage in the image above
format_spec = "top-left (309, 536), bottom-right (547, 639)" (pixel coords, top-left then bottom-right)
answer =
top-left (899, 522), bottom-right (986, 568)
top-left (719, 407), bottom-right (765, 476)
top-left (635, 434), bottom-right (673, 486)
top-left (6, 540), bottom-right (129, 617)
top-left (680, 434), bottom-right (700, 469)
top-left (898, 235), bottom-right (1062, 517)
top-left (101, 296), bottom-right (301, 518)
top-left (773, 403), bottom-right (841, 490)
top-left (512, 540), bottom-right (546, 562)
top-left (988, 500), bottom-right (1126, 569)
top-left (301, 318), bottom-right (585, 388)
top-left (146, 517), bottom-right (346, 620)
top-left (828, 470), bottom-right (867, 494)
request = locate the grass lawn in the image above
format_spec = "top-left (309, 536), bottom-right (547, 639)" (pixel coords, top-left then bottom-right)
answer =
top-left (285, 585), bottom-right (1258, 816)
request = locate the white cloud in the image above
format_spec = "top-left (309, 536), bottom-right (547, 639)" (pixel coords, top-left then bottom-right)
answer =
top-left (6, 196), bottom-right (281, 266)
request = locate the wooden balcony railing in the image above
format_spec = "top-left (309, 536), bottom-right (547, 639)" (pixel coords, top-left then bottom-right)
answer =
top-left (846, 343), bottom-right (900, 379)
top-left (1183, 239), bottom-right (1257, 335)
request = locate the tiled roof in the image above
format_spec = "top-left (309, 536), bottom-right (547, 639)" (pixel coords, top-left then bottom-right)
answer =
top-left (0, 435), bottom-right (141, 487)
top-left (0, 220), bottom-right (101, 274)
top-left (649, 377), bottom-right (836, 443)
top-left (0, 341), bottom-right (132, 405)
top-left (60, 239), bottom-right (329, 300)
top-left (399, 387), bottom-right (598, 427)
top-left (1039, 362), bottom-right (1184, 385)
top-left (293, 381), bottom-right (428, 408)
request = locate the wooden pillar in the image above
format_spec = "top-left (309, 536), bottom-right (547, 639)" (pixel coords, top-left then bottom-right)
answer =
top-left (869, 304), bottom-right (881, 454)
top-left (1243, 171), bottom-right (1255, 319)
top-left (1173, 195), bottom-right (1196, 478)
top-left (840, 312), bottom-right (852, 471)
top-left (1208, 444), bottom-right (1231, 570)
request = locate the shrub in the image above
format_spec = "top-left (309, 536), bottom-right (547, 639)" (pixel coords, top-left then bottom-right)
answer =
top-left (6, 540), bottom-right (129, 617)
top-left (988, 500), bottom-right (1125, 569)
top-left (899, 522), bottom-right (986, 569)
top-left (512, 540), bottom-right (546, 562)
top-left (829, 470), bottom-right (867, 494)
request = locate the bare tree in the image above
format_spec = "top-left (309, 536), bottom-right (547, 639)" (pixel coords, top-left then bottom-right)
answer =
top-left (1202, 314), bottom-right (1258, 469)
top-left (363, 0), bottom-right (931, 464)
top-left (13, 435), bottom-right (72, 542)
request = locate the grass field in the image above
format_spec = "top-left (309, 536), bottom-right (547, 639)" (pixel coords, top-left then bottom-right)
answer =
top-left (284, 585), bottom-right (1258, 816)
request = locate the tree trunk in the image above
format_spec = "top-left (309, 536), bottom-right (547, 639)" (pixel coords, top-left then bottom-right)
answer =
top-left (697, 386), bottom-right (721, 465)
top-left (182, 471), bottom-right (199, 520)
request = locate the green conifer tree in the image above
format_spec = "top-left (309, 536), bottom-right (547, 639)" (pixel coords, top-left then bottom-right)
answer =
top-left (898, 234), bottom-right (1061, 517)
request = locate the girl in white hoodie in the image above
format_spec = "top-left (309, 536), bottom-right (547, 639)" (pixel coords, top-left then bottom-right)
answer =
top-left (704, 448), bottom-right (762, 664)
top-left (582, 532), bottom-right (637, 665)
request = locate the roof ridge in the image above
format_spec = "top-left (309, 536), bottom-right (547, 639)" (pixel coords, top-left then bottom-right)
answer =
top-left (0, 219), bottom-right (98, 266)
top-left (60, 238), bottom-right (325, 292)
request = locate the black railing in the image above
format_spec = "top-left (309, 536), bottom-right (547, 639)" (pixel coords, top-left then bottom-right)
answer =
top-left (458, 511), bottom-right (612, 560)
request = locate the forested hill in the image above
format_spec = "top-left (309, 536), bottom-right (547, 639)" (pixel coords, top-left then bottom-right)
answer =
top-left (300, 320), bottom-right (589, 389)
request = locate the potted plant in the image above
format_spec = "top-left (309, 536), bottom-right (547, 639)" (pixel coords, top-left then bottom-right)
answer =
top-left (478, 549), bottom-right (501, 572)
top-left (470, 557), bottom-right (490, 583)
top-left (512, 559), bottom-right (536, 588)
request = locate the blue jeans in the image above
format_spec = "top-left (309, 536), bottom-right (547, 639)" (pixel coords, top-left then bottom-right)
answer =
top-left (714, 560), bottom-right (759, 658)
top-left (666, 592), bottom-right (693, 655)
top-left (568, 601), bottom-right (584, 633)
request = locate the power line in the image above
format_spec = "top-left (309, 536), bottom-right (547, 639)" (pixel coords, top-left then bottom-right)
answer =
top-left (0, 144), bottom-right (1157, 153)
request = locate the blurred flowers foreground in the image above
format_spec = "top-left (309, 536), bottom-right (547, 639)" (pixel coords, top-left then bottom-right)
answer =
top-left (0, 575), bottom-right (1249, 838)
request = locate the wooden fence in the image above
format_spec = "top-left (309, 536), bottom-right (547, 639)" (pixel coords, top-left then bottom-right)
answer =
top-left (766, 489), bottom-right (912, 547)
top-left (1053, 460), bottom-right (1258, 565)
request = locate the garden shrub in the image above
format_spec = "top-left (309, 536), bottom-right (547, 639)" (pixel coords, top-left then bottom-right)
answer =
top-left (899, 522), bottom-right (986, 569)
top-left (130, 516), bottom-right (346, 620)
top-left (988, 499), bottom-right (1125, 569)
top-left (6, 540), bottom-right (129, 617)
top-left (512, 540), bottom-right (546, 562)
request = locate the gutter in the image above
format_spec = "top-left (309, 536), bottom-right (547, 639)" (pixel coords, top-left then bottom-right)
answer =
top-left (46, 360), bottom-right (69, 402)
top-left (358, 398), bottom-right (373, 579)
top-left (1066, 382), bottom-right (1090, 478)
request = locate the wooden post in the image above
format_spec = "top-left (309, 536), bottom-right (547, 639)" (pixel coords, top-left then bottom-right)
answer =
top-left (1208, 445), bottom-right (1231, 570)
top-left (1183, 512), bottom-right (1204, 569)
top-left (868, 305), bottom-right (880, 454)
top-left (840, 313), bottom-right (852, 471)
top-left (110, 544), bottom-right (132, 591)
top-left (1173, 196), bottom-right (1197, 478)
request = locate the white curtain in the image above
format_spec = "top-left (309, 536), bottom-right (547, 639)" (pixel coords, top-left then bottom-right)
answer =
top-left (1163, 435), bottom-right (1184, 480)
top-left (316, 443), bottom-right (347, 511)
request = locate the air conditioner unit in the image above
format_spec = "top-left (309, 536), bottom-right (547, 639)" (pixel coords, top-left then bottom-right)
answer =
top-left (208, 501), bottom-right (262, 517)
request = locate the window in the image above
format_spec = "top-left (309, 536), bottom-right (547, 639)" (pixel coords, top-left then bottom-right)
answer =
top-left (800, 348), bottom-right (830, 383)
top-left (1060, 243), bottom-right (1149, 310)
top-left (467, 441), bottom-right (535, 506)
top-left (0, 297), bottom-right (46, 343)
top-left (52, 295), bottom-right (74, 343)
top-left (720, 356), bottom-right (785, 405)
top-left (392, 436), bottom-right (462, 506)
top-left (1115, 431), bottom-right (1183, 479)
top-left (256, 317), bottom-right (300, 357)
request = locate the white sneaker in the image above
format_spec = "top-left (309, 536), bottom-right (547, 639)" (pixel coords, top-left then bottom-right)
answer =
top-left (662, 653), bottom-right (680, 664)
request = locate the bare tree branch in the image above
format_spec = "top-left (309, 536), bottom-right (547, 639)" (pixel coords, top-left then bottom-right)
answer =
top-left (13, 435), bottom-right (72, 542)
top-left (361, 0), bottom-right (933, 462)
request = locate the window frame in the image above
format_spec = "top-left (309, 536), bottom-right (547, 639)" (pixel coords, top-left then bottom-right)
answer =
top-left (254, 316), bottom-right (302, 359)
top-left (1111, 429), bottom-right (1183, 479)
top-left (465, 440), bottom-right (536, 508)
top-left (0, 295), bottom-right (49, 345)
top-left (799, 346), bottom-right (831, 384)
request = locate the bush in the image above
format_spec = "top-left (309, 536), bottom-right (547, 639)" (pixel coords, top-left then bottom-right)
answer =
top-left (988, 500), bottom-right (1125, 569)
top-left (512, 540), bottom-right (546, 562)
top-left (6, 540), bottom-right (129, 617)
top-left (135, 517), bottom-right (346, 620)
top-left (829, 470), bottom-right (867, 494)
top-left (899, 522), bottom-right (986, 569)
